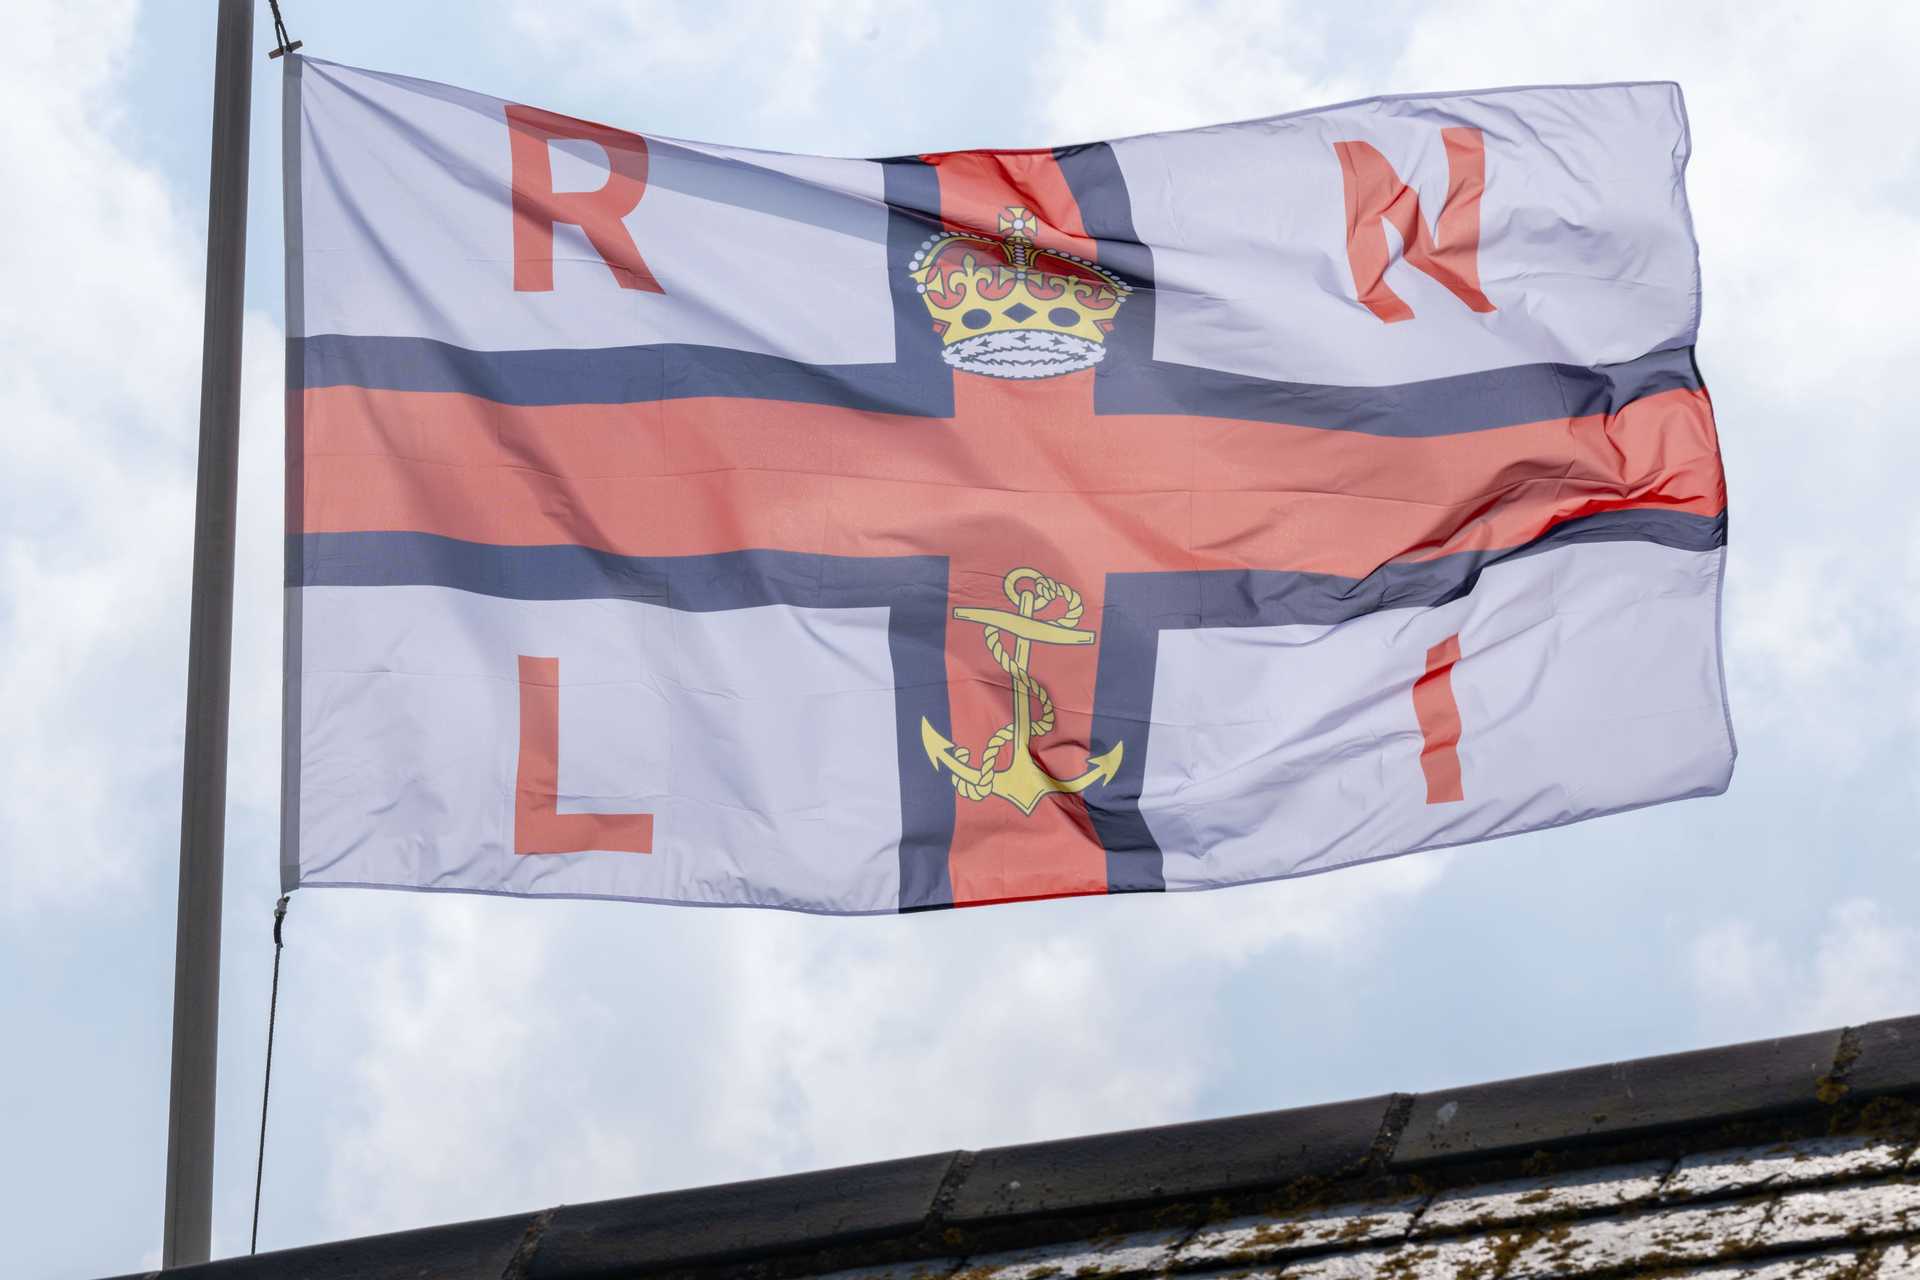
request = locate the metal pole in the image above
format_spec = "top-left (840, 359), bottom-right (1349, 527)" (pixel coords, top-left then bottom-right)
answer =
top-left (163, 0), bottom-right (254, 1265)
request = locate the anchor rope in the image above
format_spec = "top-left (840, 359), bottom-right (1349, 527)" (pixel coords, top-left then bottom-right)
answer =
top-left (946, 568), bottom-right (1083, 801)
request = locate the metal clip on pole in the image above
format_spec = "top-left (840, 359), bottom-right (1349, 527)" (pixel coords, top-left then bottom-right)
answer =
top-left (268, 0), bottom-right (303, 59)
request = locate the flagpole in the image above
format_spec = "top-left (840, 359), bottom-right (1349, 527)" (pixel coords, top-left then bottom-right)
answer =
top-left (163, 0), bottom-right (254, 1265)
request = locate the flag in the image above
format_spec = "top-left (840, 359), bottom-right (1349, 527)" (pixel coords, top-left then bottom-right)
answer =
top-left (282, 58), bottom-right (1732, 914)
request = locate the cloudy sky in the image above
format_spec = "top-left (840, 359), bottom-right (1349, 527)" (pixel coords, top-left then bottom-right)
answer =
top-left (3, 2), bottom-right (1916, 1275)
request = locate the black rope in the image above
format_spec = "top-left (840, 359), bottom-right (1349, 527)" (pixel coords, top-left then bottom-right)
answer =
top-left (250, 894), bottom-right (292, 1255)
top-left (267, 1), bottom-right (303, 59)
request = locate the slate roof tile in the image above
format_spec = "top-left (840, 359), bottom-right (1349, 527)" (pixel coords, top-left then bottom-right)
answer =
top-left (1278, 1236), bottom-right (1503, 1279)
top-left (1411, 1157), bottom-right (1671, 1235)
top-left (1760, 1178), bottom-right (1920, 1249)
top-left (1675, 1246), bottom-right (1903, 1278)
top-left (950, 1228), bottom-right (1185, 1279)
top-left (1496, 1197), bottom-right (1774, 1276)
top-left (1172, 1195), bottom-right (1425, 1268)
top-left (1661, 1134), bottom-right (1913, 1201)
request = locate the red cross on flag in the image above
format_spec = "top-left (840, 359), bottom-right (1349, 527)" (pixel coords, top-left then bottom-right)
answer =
top-left (282, 58), bottom-right (1732, 914)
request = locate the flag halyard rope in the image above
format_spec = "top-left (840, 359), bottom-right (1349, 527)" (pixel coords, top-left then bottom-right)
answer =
top-left (250, 894), bottom-right (291, 1255)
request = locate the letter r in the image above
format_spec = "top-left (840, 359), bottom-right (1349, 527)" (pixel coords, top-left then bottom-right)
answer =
top-left (505, 103), bottom-right (663, 293)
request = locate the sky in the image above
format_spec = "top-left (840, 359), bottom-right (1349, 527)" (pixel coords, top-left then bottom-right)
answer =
top-left (1, 1), bottom-right (1916, 1275)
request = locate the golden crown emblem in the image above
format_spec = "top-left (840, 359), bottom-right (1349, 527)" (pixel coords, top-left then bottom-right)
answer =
top-left (908, 207), bottom-right (1132, 379)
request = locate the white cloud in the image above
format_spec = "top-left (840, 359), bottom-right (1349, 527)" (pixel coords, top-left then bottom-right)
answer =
top-left (301, 850), bottom-right (1442, 1240)
top-left (1689, 899), bottom-right (1920, 1037)
top-left (0, 0), bottom-right (285, 915)
top-left (316, 895), bottom-right (561, 1231)
top-left (1040, 1), bottom-right (1366, 141)
top-left (506, 0), bottom-right (918, 148)
top-left (1721, 545), bottom-right (1901, 775)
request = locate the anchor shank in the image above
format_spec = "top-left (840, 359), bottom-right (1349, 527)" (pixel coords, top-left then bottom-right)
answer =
top-left (1010, 589), bottom-right (1038, 757)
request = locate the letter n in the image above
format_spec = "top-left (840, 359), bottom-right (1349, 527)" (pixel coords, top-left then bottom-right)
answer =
top-left (505, 103), bottom-right (663, 293)
top-left (1332, 127), bottom-right (1494, 324)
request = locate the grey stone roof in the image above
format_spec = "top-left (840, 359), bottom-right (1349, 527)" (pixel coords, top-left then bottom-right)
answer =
top-left (114, 1015), bottom-right (1920, 1279)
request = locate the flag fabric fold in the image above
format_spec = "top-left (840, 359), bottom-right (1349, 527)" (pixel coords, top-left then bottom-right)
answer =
top-left (283, 58), bottom-right (1733, 914)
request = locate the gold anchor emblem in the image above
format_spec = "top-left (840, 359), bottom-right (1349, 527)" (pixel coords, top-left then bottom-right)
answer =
top-left (919, 567), bottom-right (1125, 815)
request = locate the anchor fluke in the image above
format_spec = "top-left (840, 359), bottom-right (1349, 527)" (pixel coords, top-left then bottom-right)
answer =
top-left (1082, 741), bottom-right (1124, 789)
top-left (920, 718), bottom-right (953, 769)
top-left (920, 718), bottom-right (986, 787)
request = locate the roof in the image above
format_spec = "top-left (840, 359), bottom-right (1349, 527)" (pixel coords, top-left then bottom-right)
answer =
top-left (117, 1014), bottom-right (1920, 1280)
